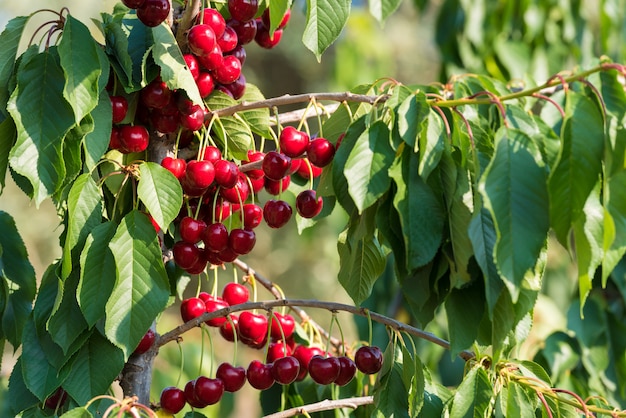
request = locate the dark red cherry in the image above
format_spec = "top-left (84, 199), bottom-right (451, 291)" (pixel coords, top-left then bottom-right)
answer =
top-left (109, 126), bottom-right (123, 150)
top-left (266, 341), bottom-right (292, 363)
top-left (296, 158), bottom-right (323, 179)
top-left (219, 313), bottom-right (239, 341)
top-left (335, 356), bottom-right (357, 386)
top-left (270, 313), bottom-right (296, 340)
top-left (216, 362), bottom-right (246, 392)
top-left (185, 160), bottom-right (215, 189)
top-left (296, 190), bottom-right (323, 218)
top-left (184, 379), bottom-right (209, 408)
top-left (244, 150), bottom-right (265, 179)
top-left (241, 203), bottom-right (263, 229)
top-left (229, 228), bottom-right (256, 255)
top-left (264, 176), bottom-right (290, 196)
top-left (223, 74), bottom-right (246, 100)
top-left (151, 109), bottom-right (180, 134)
top-left (247, 360), bottom-right (274, 390)
top-left (141, 78), bottom-right (171, 109)
top-left (307, 138), bottom-right (336, 167)
top-left (187, 24), bottom-right (217, 56)
top-left (44, 388), bottom-right (68, 410)
top-left (194, 376), bottom-right (224, 405)
top-left (308, 355), bottom-right (341, 385)
top-left (220, 173), bottom-right (250, 203)
top-left (228, 0), bottom-right (259, 22)
top-left (279, 126), bottom-right (310, 158)
top-left (202, 222), bottom-right (229, 252)
top-left (293, 345), bottom-right (324, 381)
top-left (262, 151), bottom-right (291, 180)
top-left (183, 54), bottom-right (200, 80)
top-left (204, 298), bottom-right (230, 327)
top-left (122, 0), bottom-right (146, 8)
top-left (197, 8), bottom-right (226, 38)
top-left (159, 386), bottom-right (186, 414)
top-left (354, 346), bottom-right (383, 374)
top-left (271, 356), bottom-right (300, 385)
top-left (214, 55), bottom-right (242, 84)
top-left (119, 125), bottom-right (149, 154)
top-left (179, 216), bottom-right (207, 244)
top-left (218, 247), bottom-right (239, 263)
top-left (238, 311), bottom-right (268, 346)
top-left (179, 105), bottom-right (206, 131)
top-left (228, 44), bottom-right (247, 65)
top-left (110, 95), bottom-right (128, 124)
top-left (161, 157), bottom-right (187, 180)
top-left (263, 200), bottom-right (292, 228)
top-left (133, 328), bottom-right (155, 355)
top-left (222, 282), bottom-right (249, 305)
top-left (217, 26), bottom-right (238, 53)
top-left (136, 0), bottom-right (170, 27)
top-left (197, 44), bottom-right (224, 71)
top-left (196, 71), bottom-right (215, 98)
top-left (180, 297), bottom-right (206, 323)
top-left (185, 254), bottom-right (208, 275)
top-left (214, 159), bottom-right (239, 188)
top-left (173, 241), bottom-right (201, 270)
top-left (227, 18), bottom-right (257, 45)
top-left (255, 25), bottom-right (283, 49)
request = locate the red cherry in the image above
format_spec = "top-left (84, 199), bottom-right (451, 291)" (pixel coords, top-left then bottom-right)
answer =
top-left (185, 254), bottom-right (208, 275)
top-left (241, 203), bottom-right (263, 229)
top-left (161, 157), bottom-right (186, 180)
top-left (179, 217), bottom-right (207, 244)
top-left (296, 190), bottom-right (323, 218)
top-left (187, 24), bottom-right (217, 56)
top-left (270, 313), bottom-right (296, 340)
top-left (109, 126), bottom-right (123, 150)
top-left (228, 0), bottom-right (259, 22)
top-left (228, 228), bottom-right (256, 255)
top-left (214, 159), bottom-right (240, 188)
top-left (238, 311), bottom-right (268, 346)
top-left (218, 247), bottom-right (239, 263)
top-left (184, 379), bottom-right (209, 408)
top-left (279, 126), bottom-right (309, 158)
top-left (262, 151), bottom-right (292, 180)
top-left (255, 25), bottom-right (283, 49)
top-left (197, 44), bottom-right (224, 71)
top-left (308, 355), bottom-right (341, 385)
top-left (244, 151), bottom-right (266, 179)
top-left (136, 0), bottom-right (170, 27)
top-left (202, 222), bottom-right (229, 252)
top-left (214, 55), bottom-right (242, 85)
top-left (335, 356), bottom-right (357, 386)
top-left (219, 313), bottom-right (239, 341)
top-left (133, 328), bottom-right (155, 355)
top-left (220, 173), bottom-right (250, 203)
top-left (151, 109), bottom-right (179, 134)
top-left (119, 125), bottom-right (149, 153)
top-left (122, 0), bottom-right (146, 8)
top-left (354, 346), bottom-right (383, 374)
top-left (202, 145), bottom-right (223, 163)
top-left (196, 71), bottom-right (215, 98)
top-left (227, 19), bottom-right (257, 45)
top-left (173, 241), bottom-right (201, 270)
top-left (222, 282), bottom-right (249, 305)
top-left (44, 388), bottom-right (68, 410)
top-left (141, 78), bottom-right (171, 109)
top-left (159, 386), bottom-right (186, 414)
top-left (266, 341), bottom-right (292, 363)
top-left (271, 356), bottom-right (300, 385)
top-left (263, 200), bottom-right (292, 228)
top-left (222, 74), bottom-right (246, 100)
top-left (217, 363), bottom-right (246, 392)
top-left (180, 105), bottom-right (206, 131)
top-left (197, 8), bottom-right (226, 38)
top-left (247, 360), bottom-right (274, 390)
top-left (307, 138), bottom-right (336, 167)
top-left (264, 176), bottom-right (290, 196)
top-left (110, 96), bottom-right (128, 124)
top-left (261, 7), bottom-right (291, 29)
top-left (194, 376), bottom-right (224, 405)
top-left (204, 298), bottom-right (230, 327)
top-left (180, 297), bottom-right (206, 323)
top-left (248, 176), bottom-right (265, 193)
top-left (183, 54), bottom-right (200, 80)
top-left (296, 158), bottom-right (323, 179)
top-left (217, 26), bottom-right (238, 53)
top-left (293, 345), bottom-right (324, 381)
top-left (228, 44), bottom-right (247, 65)
top-left (185, 160), bottom-right (215, 189)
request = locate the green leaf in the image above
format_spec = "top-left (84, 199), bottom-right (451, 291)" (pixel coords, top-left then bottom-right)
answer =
top-left (331, 116), bottom-right (367, 213)
top-left (337, 206), bottom-right (387, 305)
top-left (105, 210), bottom-right (170, 358)
top-left (344, 121), bottom-right (394, 213)
top-left (369, 0), bottom-right (403, 23)
top-left (58, 15), bottom-right (102, 123)
top-left (83, 89), bottom-right (113, 169)
top-left (549, 90), bottom-right (604, 245)
top-left (7, 358), bottom-right (40, 417)
top-left (63, 332), bottom-right (125, 405)
top-left (7, 47), bottom-right (75, 205)
top-left (62, 174), bottom-right (103, 280)
top-left (78, 222), bottom-right (117, 328)
top-left (505, 383), bottom-right (537, 418)
top-left (240, 84), bottom-right (272, 138)
top-left (396, 92), bottom-right (429, 149)
top-left (206, 92), bottom-right (254, 160)
top-left (0, 117), bottom-right (16, 192)
top-left (59, 407), bottom-right (93, 418)
top-left (373, 343), bottom-right (410, 418)
top-left (389, 150), bottom-right (444, 271)
top-left (445, 281), bottom-right (485, 358)
top-left (479, 128), bottom-right (549, 302)
top-left (137, 162), bottom-right (183, 231)
top-left (151, 23), bottom-right (202, 104)
top-left (0, 15), bottom-right (29, 115)
top-left (47, 271), bottom-right (88, 353)
top-left (303, 0), bottom-right (351, 60)
top-left (448, 365), bottom-right (492, 418)
top-left (419, 110), bottom-right (446, 180)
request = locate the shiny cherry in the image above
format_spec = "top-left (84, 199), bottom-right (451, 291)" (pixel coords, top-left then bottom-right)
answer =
top-left (222, 282), bottom-right (249, 305)
top-left (354, 346), bottom-right (383, 374)
top-left (263, 200), bottom-right (292, 228)
top-left (217, 362), bottom-right (246, 392)
top-left (159, 386), bottom-right (186, 414)
top-left (110, 95), bottom-right (128, 123)
top-left (296, 190), bottom-right (323, 218)
top-left (180, 296), bottom-right (206, 323)
top-left (308, 355), bottom-right (341, 385)
top-left (271, 356), bottom-right (300, 385)
top-left (136, 0), bottom-right (170, 27)
top-left (247, 360), bottom-right (274, 390)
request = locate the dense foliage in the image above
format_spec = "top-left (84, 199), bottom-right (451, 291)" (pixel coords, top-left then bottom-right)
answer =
top-left (0, 0), bottom-right (625, 417)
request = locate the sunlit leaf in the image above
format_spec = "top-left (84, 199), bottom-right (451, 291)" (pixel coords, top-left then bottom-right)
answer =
top-left (303, 0), bottom-right (350, 60)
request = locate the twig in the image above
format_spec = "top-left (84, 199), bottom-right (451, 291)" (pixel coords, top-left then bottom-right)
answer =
top-left (263, 396), bottom-right (374, 418)
top-left (156, 298), bottom-right (475, 361)
top-left (174, 0), bottom-right (200, 52)
top-left (274, 103), bottom-right (340, 126)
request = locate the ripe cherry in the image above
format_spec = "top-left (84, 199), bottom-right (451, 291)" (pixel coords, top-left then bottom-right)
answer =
top-left (219, 313), bottom-right (239, 341)
top-left (220, 173), bottom-right (250, 203)
top-left (180, 297), bottom-right (206, 323)
top-left (238, 311), bottom-right (268, 346)
top-left (109, 126), bottom-right (123, 150)
top-left (270, 312), bottom-right (296, 340)
top-left (244, 150), bottom-right (266, 179)
top-left (261, 7), bottom-right (291, 29)
top-left (185, 254), bottom-right (208, 275)
top-left (183, 54), bottom-right (200, 80)
top-left (194, 376), bottom-right (224, 405)
top-left (179, 217), bottom-right (207, 244)
top-left (179, 105), bottom-right (206, 131)
top-left (229, 228), bottom-right (256, 255)
top-left (196, 71), bottom-right (215, 98)
top-left (197, 8), bottom-right (226, 38)
top-left (228, 0), bottom-right (259, 22)
top-left (184, 379), bottom-right (209, 408)
top-left (279, 126), bottom-right (309, 158)
top-left (159, 386), bottom-right (186, 414)
top-left (228, 45), bottom-right (247, 65)
top-left (122, 0), bottom-right (146, 8)
top-left (187, 24), bottom-right (217, 56)
top-left (263, 200), bottom-right (292, 228)
top-left (185, 160), bottom-right (215, 189)
top-left (266, 341), bottom-right (292, 363)
top-left (247, 360), bottom-right (275, 390)
top-left (204, 297), bottom-right (230, 327)
top-left (241, 203), bottom-right (263, 229)
top-left (161, 157), bottom-right (186, 180)
top-left (197, 44), bottom-right (224, 71)
top-left (202, 222), bottom-right (229, 252)
top-left (272, 356), bottom-right (300, 385)
top-left (307, 138), bottom-right (336, 167)
top-left (173, 241), bottom-right (201, 270)
top-left (217, 26), bottom-right (238, 53)
top-left (262, 151), bottom-right (292, 180)
top-left (354, 346), bottom-right (383, 374)
top-left (223, 74), bottom-right (246, 100)
top-left (133, 328), bottom-right (155, 355)
top-left (119, 125), bottom-right (149, 153)
top-left (136, 0), bottom-right (170, 27)
top-left (141, 78), bottom-right (171, 108)
top-left (296, 158), bottom-right (323, 179)
top-left (255, 26), bottom-right (283, 49)
top-left (227, 19), bottom-right (257, 44)
top-left (110, 96), bottom-right (128, 124)
top-left (214, 159), bottom-right (239, 188)
top-left (308, 355), bottom-right (341, 385)
top-left (296, 190), bottom-right (323, 218)
top-left (214, 55), bottom-right (242, 85)
top-left (293, 345), bottom-right (324, 381)
top-left (44, 387), bottom-right (68, 409)
top-left (216, 363), bottom-right (246, 392)
top-left (335, 356), bottom-right (357, 386)
top-left (222, 282), bottom-right (249, 305)
top-left (264, 176), bottom-right (290, 196)
top-left (218, 247), bottom-right (239, 263)
top-left (151, 109), bottom-right (179, 134)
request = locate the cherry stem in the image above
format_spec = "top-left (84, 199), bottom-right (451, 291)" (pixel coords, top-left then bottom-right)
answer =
top-left (226, 314), bottom-right (239, 363)
top-left (199, 324), bottom-right (206, 376)
top-left (175, 340), bottom-right (184, 387)
top-left (323, 313), bottom-right (337, 356)
top-left (262, 396), bottom-right (374, 418)
top-left (366, 309), bottom-right (373, 347)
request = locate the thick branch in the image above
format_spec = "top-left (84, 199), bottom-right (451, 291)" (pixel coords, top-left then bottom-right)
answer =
top-left (263, 396), bottom-right (374, 418)
top-left (174, 0), bottom-right (200, 52)
top-left (157, 299), bottom-right (475, 361)
top-left (207, 92), bottom-right (389, 119)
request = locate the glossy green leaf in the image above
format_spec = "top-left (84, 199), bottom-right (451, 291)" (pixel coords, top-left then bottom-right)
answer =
top-left (105, 210), bottom-right (170, 358)
top-left (83, 84), bottom-right (113, 169)
top-left (152, 23), bottom-right (202, 104)
top-left (369, 0), bottom-right (403, 23)
top-left (0, 117), bottom-right (16, 192)
top-left (479, 128), bottom-right (549, 302)
top-left (396, 92), bottom-right (429, 149)
top-left (58, 15), bottom-right (102, 122)
top-left (59, 407), bottom-right (93, 418)
top-left (448, 365), bottom-right (492, 418)
top-left (419, 110), bottom-right (446, 180)
top-left (549, 90), bottom-right (604, 246)
top-left (137, 162), bottom-right (183, 231)
top-left (344, 120), bottom-right (394, 213)
top-left (373, 343), bottom-right (410, 418)
top-left (389, 150), bottom-right (444, 271)
top-left (303, 0), bottom-right (350, 60)
top-left (240, 84), bottom-right (272, 138)
top-left (337, 207), bottom-right (386, 305)
top-left (267, 0), bottom-right (292, 34)
top-left (331, 115), bottom-right (366, 214)
top-left (7, 47), bottom-right (75, 205)
top-left (506, 383), bottom-right (537, 418)
top-left (102, 13), bottom-right (134, 90)
top-left (7, 358), bottom-right (40, 417)
top-left (47, 271), bottom-right (88, 353)
top-left (78, 222), bottom-right (117, 328)
top-left (61, 174), bottom-right (103, 280)
top-left (445, 281), bottom-right (485, 358)
top-left (63, 332), bottom-right (125, 405)
top-left (0, 15), bottom-right (29, 115)
top-left (402, 343), bottom-right (425, 417)
top-left (207, 93), bottom-right (253, 160)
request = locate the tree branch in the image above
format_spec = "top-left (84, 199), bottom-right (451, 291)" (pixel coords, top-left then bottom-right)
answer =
top-left (156, 298), bottom-right (475, 361)
top-left (263, 396), bottom-right (374, 418)
top-left (174, 0), bottom-right (200, 52)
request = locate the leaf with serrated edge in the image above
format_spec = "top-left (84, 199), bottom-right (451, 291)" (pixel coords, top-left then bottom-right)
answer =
top-left (240, 84), bottom-right (272, 138)
top-left (268, 0), bottom-right (291, 34)
top-left (0, 118), bottom-right (16, 191)
top-left (105, 210), bottom-right (169, 358)
top-left (369, 0), bottom-right (403, 23)
top-left (303, 0), bottom-right (350, 60)
top-left (448, 365), bottom-right (492, 417)
top-left (137, 162), bottom-right (183, 231)
top-left (0, 15), bottom-right (29, 115)
top-left (84, 87), bottom-right (113, 170)
top-left (47, 271), bottom-right (88, 354)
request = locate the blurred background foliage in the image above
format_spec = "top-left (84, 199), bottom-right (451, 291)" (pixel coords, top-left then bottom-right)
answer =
top-left (1, 0), bottom-right (625, 416)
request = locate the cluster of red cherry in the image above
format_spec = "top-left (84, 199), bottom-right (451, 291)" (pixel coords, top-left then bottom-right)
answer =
top-left (157, 282), bottom-right (383, 414)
